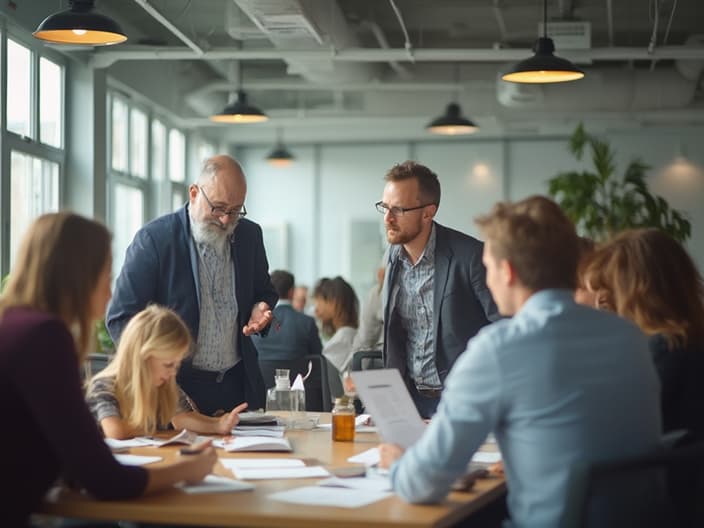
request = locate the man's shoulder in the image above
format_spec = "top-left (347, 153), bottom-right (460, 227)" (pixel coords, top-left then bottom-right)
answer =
top-left (434, 223), bottom-right (483, 253)
top-left (276, 304), bottom-right (316, 326)
top-left (140, 209), bottom-right (183, 235)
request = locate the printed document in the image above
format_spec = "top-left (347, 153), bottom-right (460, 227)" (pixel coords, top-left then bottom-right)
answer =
top-left (351, 369), bottom-right (425, 448)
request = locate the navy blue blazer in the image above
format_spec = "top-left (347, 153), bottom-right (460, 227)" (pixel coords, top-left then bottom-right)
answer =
top-left (106, 206), bottom-right (278, 410)
top-left (252, 303), bottom-right (322, 361)
top-left (383, 222), bottom-right (499, 384)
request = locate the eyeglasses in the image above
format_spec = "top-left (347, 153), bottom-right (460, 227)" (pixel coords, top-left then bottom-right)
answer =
top-left (375, 201), bottom-right (433, 217)
top-left (199, 186), bottom-right (247, 218)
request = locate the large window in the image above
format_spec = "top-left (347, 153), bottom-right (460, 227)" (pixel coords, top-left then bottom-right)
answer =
top-left (169, 129), bottom-right (186, 182)
top-left (7, 39), bottom-right (31, 137)
top-left (9, 152), bottom-right (59, 267)
top-left (2, 35), bottom-right (65, 275)
top-left (112, 184), bottom-right (144, 279)
top-left (39, 57), bottom-right (63, 148)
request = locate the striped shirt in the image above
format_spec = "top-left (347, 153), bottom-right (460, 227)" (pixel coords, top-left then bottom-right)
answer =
top-left (192, 241), bottom-right (239, 372)
top-left (396, 224), bottom-right (440, 388)
top-left (86, 375), bottom-right (193, 430)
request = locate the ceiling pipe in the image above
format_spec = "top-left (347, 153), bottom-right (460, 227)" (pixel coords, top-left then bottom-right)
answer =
top-left (361, 20), bottom-right (411, 79)
top-left (92, 45), bottom-right (704, 68)
top-left (606, 0), bottom-right (615, 46)
top-left (132, 0), bottom-right (204, 56)
top-left (492, 0), bottom-right (509, 44)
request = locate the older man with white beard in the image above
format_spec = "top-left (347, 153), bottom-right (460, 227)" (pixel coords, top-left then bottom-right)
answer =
top-left (107, 155), bottom-right (277, 415)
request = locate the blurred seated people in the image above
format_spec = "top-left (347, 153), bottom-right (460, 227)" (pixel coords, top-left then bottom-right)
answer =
top-left (292, 285), bottom-right (309, 312)
top-left (584, 228), bottom-right (704, 437)
top-left (87, 305), bottom-right (248, 440)
top-left (352, 265), bottom-right (385, 353)
top-left (313, 276), bottom-right (359, 374)
top-left (0, 212), bottom-right (216, 527)
top-left (252, 270), bottom-right (322, 360)
top-left (378, 197), bottom-right (661, 526)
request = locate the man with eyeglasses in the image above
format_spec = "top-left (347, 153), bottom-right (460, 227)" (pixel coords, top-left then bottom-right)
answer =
top-left (377, 161), bottom-right (498, 418)
top-left (107, 155), bottom-right (277, 416)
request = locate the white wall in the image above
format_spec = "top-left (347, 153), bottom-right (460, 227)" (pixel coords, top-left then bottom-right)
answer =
top-left (238, 126), bottom-right (704, 297)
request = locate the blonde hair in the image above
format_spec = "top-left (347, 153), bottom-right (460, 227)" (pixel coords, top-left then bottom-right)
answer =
top-left (0, 212), bottom-right (111, 362)
top-left (584, 228), bottom-right (704, 348)
top-left (475, 195), bottom-right (579, 291)
top-left (94, 305), bottom-right (192, 435)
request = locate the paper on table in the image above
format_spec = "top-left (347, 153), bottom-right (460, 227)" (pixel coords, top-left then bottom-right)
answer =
top-left (114, 454), bottom-right (162, 466)
top-left (270, 486), bottom-right (392, 508)
top-left (233, 466), bottom-right (330, 480)
top-left (232, 425), bottom-right (285, 438)
top-left (318, 475), bottom-right (391, 492)
top-left (350, 369), bottom-right (425, 449)
top-left (471, 451), bottom-right (502, 464)
top-left (219, 458), bottom-right (305, 471)
top-left (216, 436), bottom-right (292, 452)
top-left (347, 447), bottom-right (380, 467)
top-left (179, 475), bottom-right (254, 494)
top-left (105, 437), bottom-right (154, 450)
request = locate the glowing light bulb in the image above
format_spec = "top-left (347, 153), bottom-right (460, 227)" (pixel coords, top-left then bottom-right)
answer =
top-left (72, 29), bottom-right (87, 36)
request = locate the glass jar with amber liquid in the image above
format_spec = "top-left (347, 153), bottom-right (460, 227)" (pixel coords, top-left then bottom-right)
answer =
top-left (332, 396), bottom-right (355, 442)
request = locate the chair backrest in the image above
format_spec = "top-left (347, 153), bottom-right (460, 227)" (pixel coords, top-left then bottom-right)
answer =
top-left (351, 349), bottom-right (383, 371)
top-left (258, 357), bottom-right (325, 412)
top-left (562, 437), bottom-right (704, 528)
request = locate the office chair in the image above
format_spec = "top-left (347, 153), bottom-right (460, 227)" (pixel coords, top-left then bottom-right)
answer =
top-left (562, 435), bottom-right (704, 528)
top-left (351, 349), bottom-right (383, 371)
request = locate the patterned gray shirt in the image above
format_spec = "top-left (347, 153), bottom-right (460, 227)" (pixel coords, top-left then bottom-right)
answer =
top-left (396, 224), bottom-right (440, 388)
top-left (192, 240), bottom-right (239, 372)
top-left (86, 375), bottom-right (193, 431)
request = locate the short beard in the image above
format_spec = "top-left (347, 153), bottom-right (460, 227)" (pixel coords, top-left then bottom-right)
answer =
top-left (190, 215), bottom-right (237, 253)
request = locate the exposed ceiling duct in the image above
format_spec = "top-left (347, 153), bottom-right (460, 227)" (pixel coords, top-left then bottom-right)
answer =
top-left (230, 0), bottom-right (382, 84)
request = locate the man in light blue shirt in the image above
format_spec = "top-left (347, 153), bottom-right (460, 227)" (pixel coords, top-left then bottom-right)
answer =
top-left (380, 196), bottom-right (662, 528)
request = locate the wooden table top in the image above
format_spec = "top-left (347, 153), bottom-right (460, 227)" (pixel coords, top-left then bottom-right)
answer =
top-left (39, 415), bottom-right (506, 528)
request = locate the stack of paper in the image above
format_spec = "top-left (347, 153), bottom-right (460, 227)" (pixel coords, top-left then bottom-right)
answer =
top-left (219, 458), bottom-right (330, 480)
top-left (347, 447), bottom-right (380, 467)
top-left (232, 425), bottom-right (286, 438)
top-left (214, 436), bottom-right (293, 452)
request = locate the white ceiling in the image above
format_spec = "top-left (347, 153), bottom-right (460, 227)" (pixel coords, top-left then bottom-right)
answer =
top-left (19, 0), bottom-right (704, 143)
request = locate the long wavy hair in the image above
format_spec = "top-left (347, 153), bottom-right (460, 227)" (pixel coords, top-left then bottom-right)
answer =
top-left (585, 228), bottom-right (704, 349)
top-left (93, 305), bottom-right (192, 435)
top-left (313, 276), bottom-right (359, 337)
top-left (0, 212), bottom-right (111, 363)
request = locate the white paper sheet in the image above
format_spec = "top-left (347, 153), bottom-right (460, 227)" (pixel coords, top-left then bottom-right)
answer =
top-left (269, 486), bottom-right (392, 508)
top-left (233, 466), bottom-right (330, 480)
top-left (318, 475), bottom-right (391, 492)
top-left (105, 437), bottom-right (154, 450)
top-left (347, 447), bottom-right (380, 466)
top-left (179, 475), bottom-right (254, 494)
top-left (232, 425), bottom-right (286, 437)
top-left (219, 458), bottom-right (305, 470)
top-left (350, 369), bottom-right (425, 449)
top-left (114, 454), bottom-right (162, 466)
top-left (215, 436), bottom-right (292, 452)
top-left (471, 451), bottom-right (502, 464)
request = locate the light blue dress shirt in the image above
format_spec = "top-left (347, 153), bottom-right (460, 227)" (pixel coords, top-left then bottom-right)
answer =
top-left (390, 289), bottom-right (662, 528)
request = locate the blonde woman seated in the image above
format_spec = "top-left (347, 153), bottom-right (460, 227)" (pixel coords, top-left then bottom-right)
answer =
top-left (0, 213), bottom-right (215, 527)
top-left (313, 276), bottom-right (359, 374)
top-left (87, 305), bottom-right (247, 440)
top-left (584, 228), bottom-right (704, 437)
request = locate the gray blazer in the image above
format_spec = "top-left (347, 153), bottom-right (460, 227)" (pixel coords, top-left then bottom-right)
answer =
top-left (382, 222), bottom-right (499, 384)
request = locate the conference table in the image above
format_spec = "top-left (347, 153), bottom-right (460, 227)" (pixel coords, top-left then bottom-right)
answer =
top-left (39, 414), bottom-right (506, 528)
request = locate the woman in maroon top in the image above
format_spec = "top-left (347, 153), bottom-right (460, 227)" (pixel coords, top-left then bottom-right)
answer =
top-left (0, 212), bottom-right (217, 527)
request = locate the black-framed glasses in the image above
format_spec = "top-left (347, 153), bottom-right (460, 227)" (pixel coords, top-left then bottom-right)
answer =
top-left (199, 186), bottom-right (247, 218)
top-left (375, 200), bottom-right (433, 217)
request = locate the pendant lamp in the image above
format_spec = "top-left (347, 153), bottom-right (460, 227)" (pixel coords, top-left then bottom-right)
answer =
top-left (34, 0), bottom-right (127, 46)
top-left (210, 90), bottom-right (268, 123)
top-left (502, 0), bottom-right (584, 84)
top-left (266, 128), bottom-right (295, 167)
top-left (426, 102), bottom-right (478, 135)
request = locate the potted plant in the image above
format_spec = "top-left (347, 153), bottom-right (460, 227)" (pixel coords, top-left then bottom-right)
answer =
top-left (548, 124), bottom-right (691, 242)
